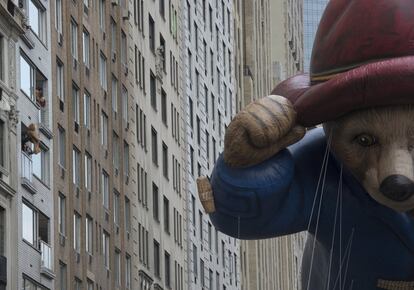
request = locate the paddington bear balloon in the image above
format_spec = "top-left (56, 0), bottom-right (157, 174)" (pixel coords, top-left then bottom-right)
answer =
top-left (197, 0), bottom-right (414, 289)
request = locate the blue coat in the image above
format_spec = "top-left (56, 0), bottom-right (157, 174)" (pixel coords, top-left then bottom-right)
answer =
top-left (209, 128), bottom-right (414, 290)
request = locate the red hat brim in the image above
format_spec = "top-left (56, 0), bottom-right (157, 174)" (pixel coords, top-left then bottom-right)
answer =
top-left (272, 56), bottom-right (414, 127)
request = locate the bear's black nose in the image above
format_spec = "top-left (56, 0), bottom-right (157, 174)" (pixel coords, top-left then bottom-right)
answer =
top-left (379, 175), bottom-right (414, 202)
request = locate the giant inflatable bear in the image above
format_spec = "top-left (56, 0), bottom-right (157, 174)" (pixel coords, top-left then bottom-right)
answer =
top-left (198, 0), bottom-right (414, 289)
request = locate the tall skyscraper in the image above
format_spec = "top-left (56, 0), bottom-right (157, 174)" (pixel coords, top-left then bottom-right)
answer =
top-left (130, 0), bottom-right (186, 289)
top-left (239, 0), bottom-right (305, 289)
top-left (303, 0), bottom-right (329, 72)
top-left (51, 0), bottom-right (134, 289)
top-left (183, 0), bottom-right (241, 289)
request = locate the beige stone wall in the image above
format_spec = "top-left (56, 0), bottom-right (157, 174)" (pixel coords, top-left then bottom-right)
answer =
top-left (240, 0), bottom-right (305, 289)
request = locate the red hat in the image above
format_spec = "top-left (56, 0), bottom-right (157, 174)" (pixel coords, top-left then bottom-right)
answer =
top-left (273, 0), bottom-right (414, 127)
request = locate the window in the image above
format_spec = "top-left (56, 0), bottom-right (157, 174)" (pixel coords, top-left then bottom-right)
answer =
top-left (83, 91), bottom-right (91, 129)
top-left (111, 76), bottom-right (118, 114)
top-left (163, 196), bottom-right (169, 233)
top-left (74, 278), bottom-right (82, 290)
top-left (150, 71), bottom-right (157, 110)
top-left (161, 89), bottom-right (167, 125)
top-left (121, 31), bottom-right (127, 66)
top-left (72, 147), bottom-right (80, 187)
top-left (58, 193), bottom-right (66, 235)
top-left (99, 52), bottom-right (107, 90)
top-left (85, 152), bottom-right (92, 192)
top-left (160, 0), bottom-right (165, 18)
top-left (102, 170), bottom-right (109, 209)
top-left (57, 61), bottom-right (64, 102)
top-left (99, 0), bottom-right (106, 31)
top-left (122, 86), bottom-right (128, 123)
top-left (111, 19), bottom-right (117, 56)
top-left (58, 126), bottom-right (66, 168)
top-left (193, 244), bottom-right (198, 278)
top-left (28, 0), bottom-right (46, 42)
top-left (189, 97), bottom-right (193, 129)
top-left (0, 121), bottom-right (3, 168)
top-left (20, 53), bottom-right (47, 105)
top-left (56, 0), bottom-right (63, 34)
top-left (165, 251), bottom-right (171, 287)
top-left (73, 212), bottom-right (81, 252)
top-left (208, 222), bottom-right (212, 250)
top-left (114, 190), bottom-right (120, 226)
top-left (86, 215), bottom-right (93, 254)
top-left (23, 276), bottom-right (48, 290)
top-left (72, 86), bottom-right (80, 128)
top-left (151, 127), bottom-right (158, 165)
top-left (125, 197), bottom-right (131, 233)
top-left (149, 15), bottom-right (155, 52)
top-left (59, 262), bottom-right (67, 290)
top-left (71, 19), bottom-right (78, 63)
top-left (126, 255), bottom-right (131, 288)
top-left (200, 259), bottom-right (205, 287)
top-left (162, 142), bottom-right (168, 178)
top-left (115, 249), bottom-right (121, 286)
top-left (83, 30), bottom-right (90, 68)
top-left (113, 133), bottom-right (119, 170)
top-left (103, 231), bottom-right (110, 269)
top-left (199, 210), bottom-right (203, 240)
top-left (87, 280), bottom-right (94, 290)
top-left (190, 146), bottom-right (194, 176)
top-left (191, 195), bottom-right (196, 225)
top-left (124, 141), bottom-right (129, 178)
top-left (154, 240), bottom-right (160, 277)
top-left (152, 183), bottom-right (159, 221)
top-left (32, 144), bottom-right (50, 184)
top-left (197, 117), bottom-right (201, 145)
top-left (101, 111), bottom-right (108, 147)
top-left (84, 0), bottom-right (89, 14)
top-left (22, 202), bottom-right (35, 245)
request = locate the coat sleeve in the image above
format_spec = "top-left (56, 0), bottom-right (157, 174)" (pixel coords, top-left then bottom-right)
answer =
top-left (209, 149), bottom-right (315, 240)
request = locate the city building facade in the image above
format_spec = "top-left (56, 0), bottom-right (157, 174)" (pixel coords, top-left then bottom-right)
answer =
top-left (241, 0), bottom-right (272, 107)
top-left (51, 0), bottom-right (133, 289)
top-left (183, 0), bottom-right (241, 289)
top-left (240, 0), bottom-right (305, 290)
top-left (129, 0), bottom-right (187, 289)
top-left (303, 0), bottom-right (328, 72)
top-left (14, 0), bottom-right (55, 289)
top-left (0, 1), bottom-right (26, 289)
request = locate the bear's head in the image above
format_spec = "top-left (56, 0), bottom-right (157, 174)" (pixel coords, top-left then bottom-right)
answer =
top-left (270, 0), bottom-right (414, 212)
top-left (323, 106), bottom-right (414, 212)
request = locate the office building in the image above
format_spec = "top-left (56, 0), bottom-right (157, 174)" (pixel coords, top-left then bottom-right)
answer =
top-left (183, 0), bottom-right (241, 289)
top-left (51, 0), bottom-right (133, 289)
top-left (129, 0), bottom-right (186, 289)
top-left (240, 0), bottom-right (305, 289)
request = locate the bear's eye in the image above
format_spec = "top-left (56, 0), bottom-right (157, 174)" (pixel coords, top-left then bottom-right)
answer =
top-left (355, 134), bottom-right (377, 147)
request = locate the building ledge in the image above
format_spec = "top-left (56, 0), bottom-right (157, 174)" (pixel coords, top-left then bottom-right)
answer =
top-left (21, 177), bottom-right (37, 194)
top-left (40, 266), bottom-right (55, 280)
top-left (0, 0), bottom-right (26, 36)
top-left (39, 123), bottom-right (53, 139)
top-left (0, 178), bottom-right (15, 197)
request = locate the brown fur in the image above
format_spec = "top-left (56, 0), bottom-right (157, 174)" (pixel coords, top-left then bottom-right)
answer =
top-left (324, 105), bottom-right (414, 212)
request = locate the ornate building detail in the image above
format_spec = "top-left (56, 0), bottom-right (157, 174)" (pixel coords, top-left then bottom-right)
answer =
top-left (155, 46), bottom-right (165, 81)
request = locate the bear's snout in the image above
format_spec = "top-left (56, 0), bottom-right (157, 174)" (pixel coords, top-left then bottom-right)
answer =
top-left (379, 175), bottom-right (414, 202)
